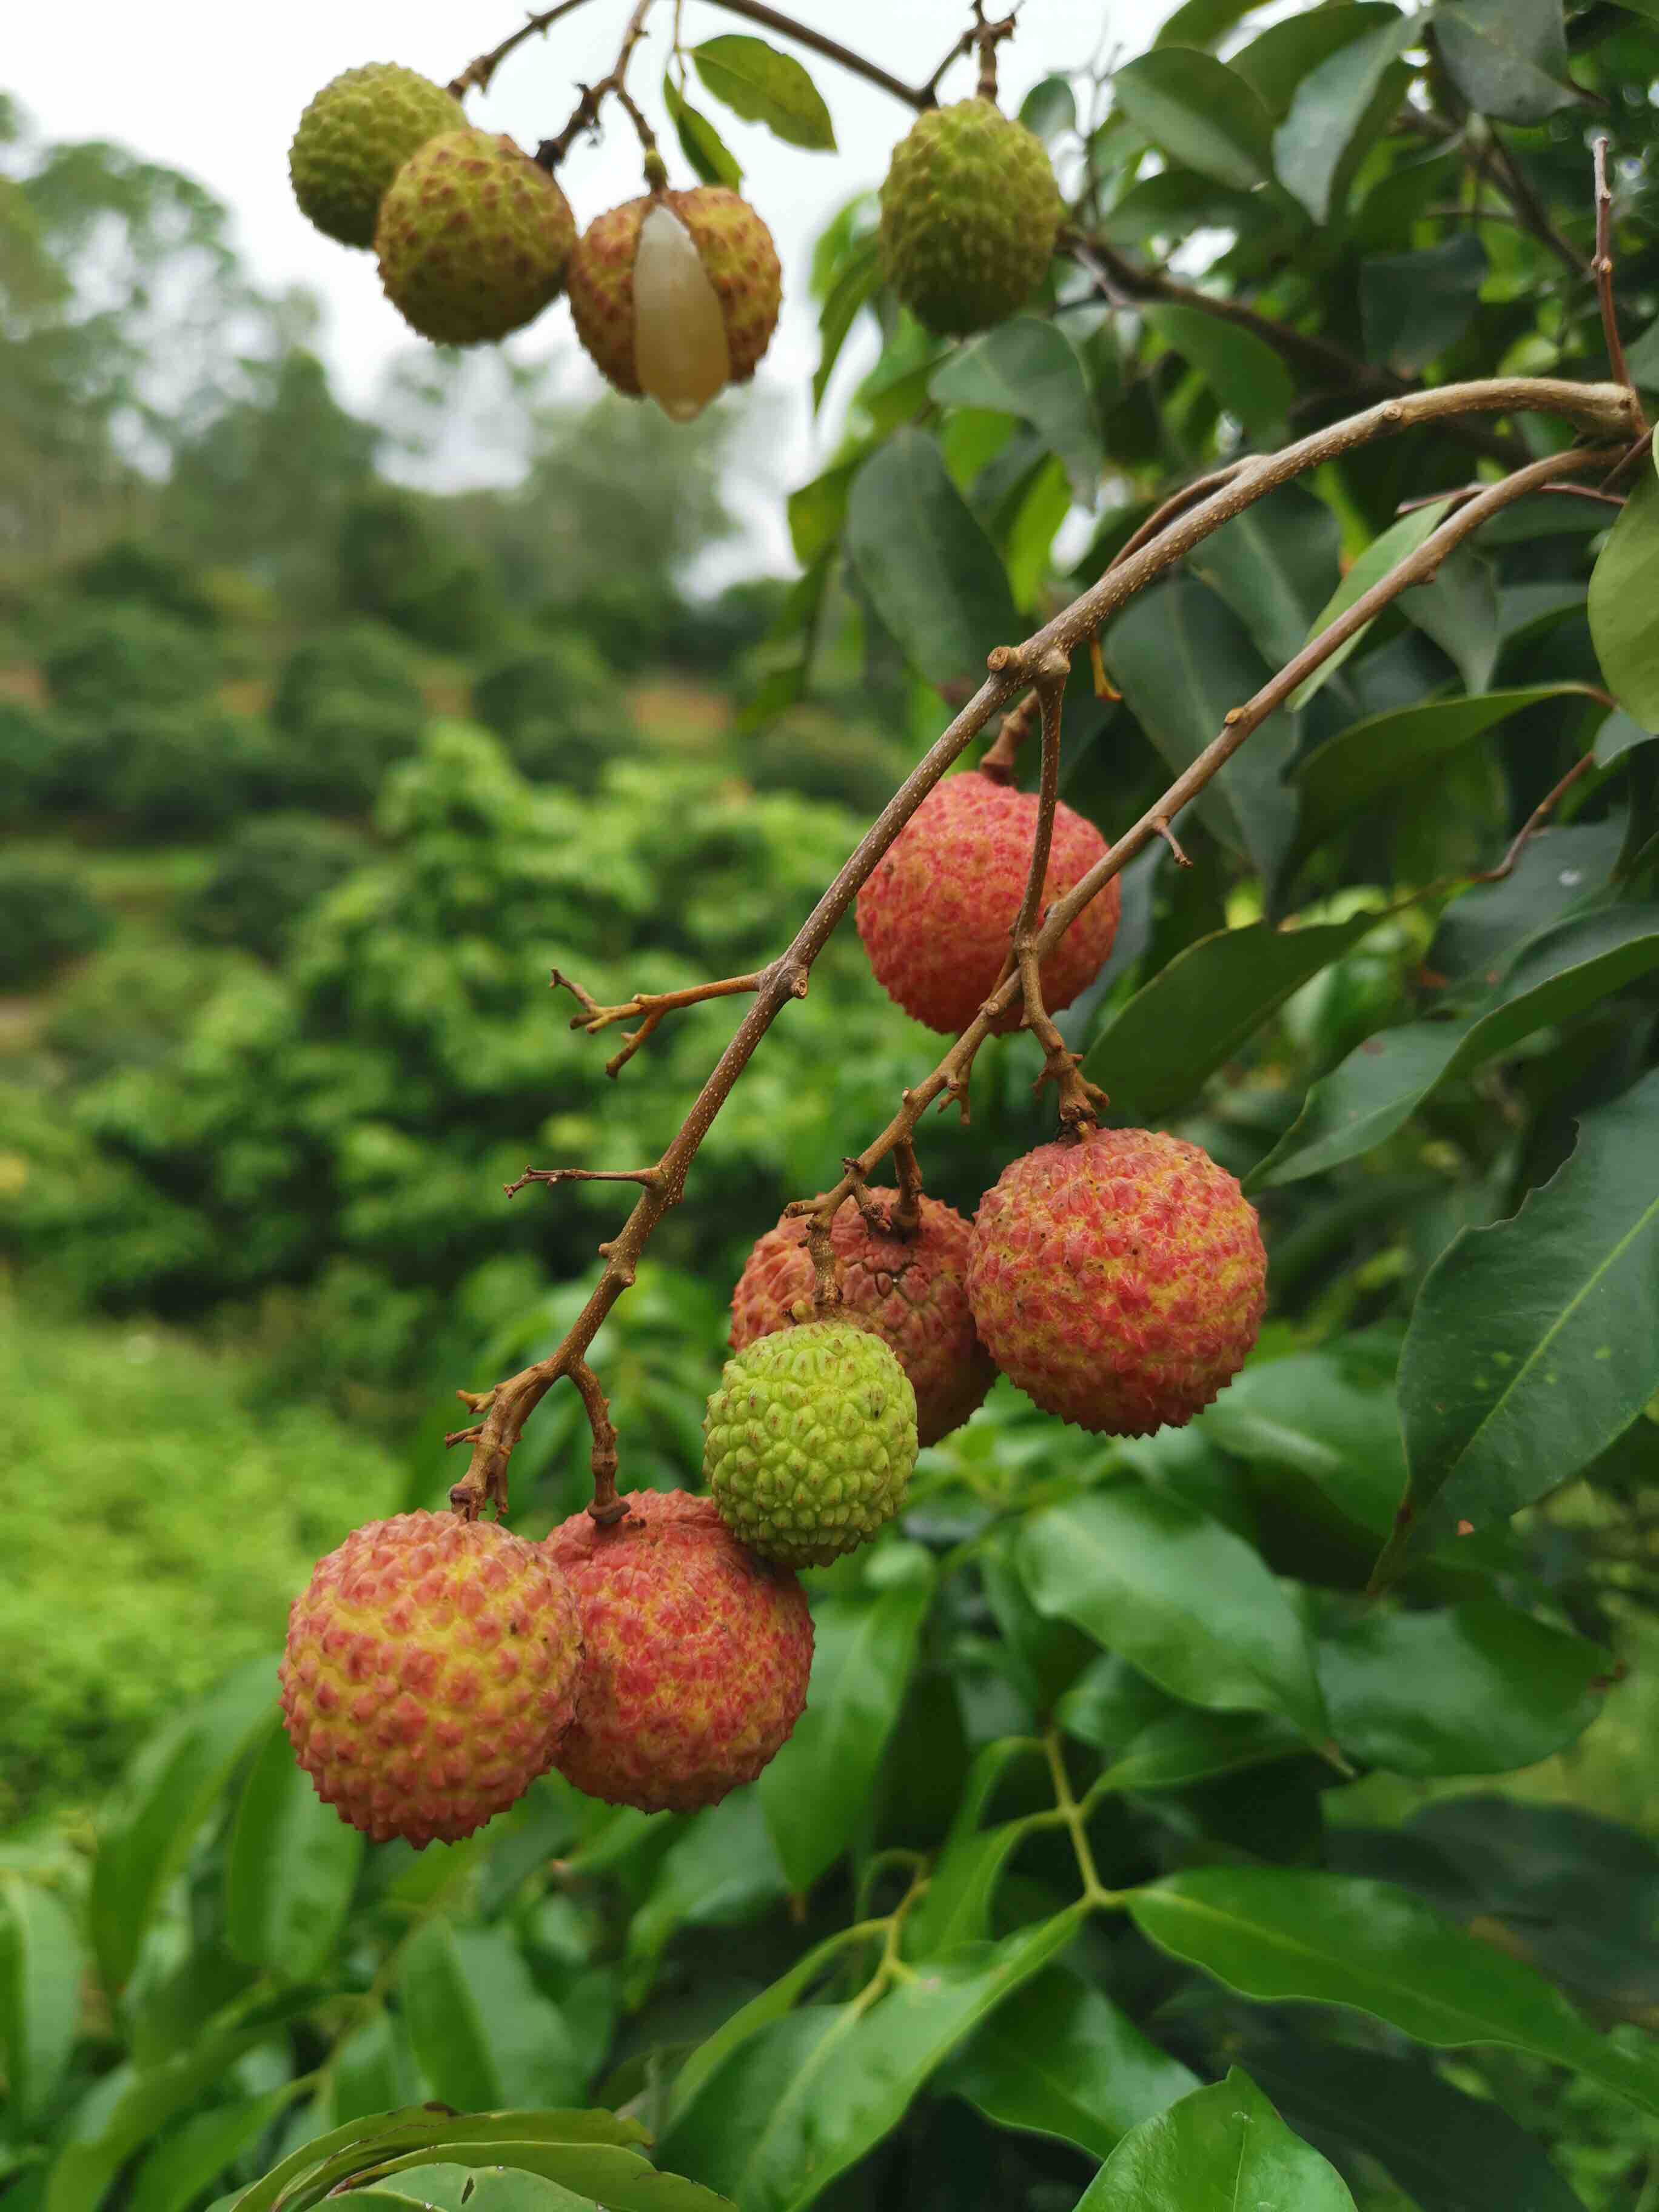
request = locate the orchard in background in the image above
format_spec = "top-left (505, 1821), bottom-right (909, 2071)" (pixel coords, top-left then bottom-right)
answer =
top-left (8, 3), bottom-right (1659, 2210)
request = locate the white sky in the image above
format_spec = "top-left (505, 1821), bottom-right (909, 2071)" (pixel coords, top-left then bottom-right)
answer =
top-left (11, 2), bottom-right (1165, 566)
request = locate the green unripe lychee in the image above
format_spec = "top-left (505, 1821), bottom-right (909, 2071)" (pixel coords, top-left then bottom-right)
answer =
top-left (375, 130), bottom-right (577, 346)
top-left (289, 64), bottom-right (465, 250)
top-left (878, 98), bottom-right (1062, 336)
top-left (703, 1321), bottom-right (917, 1567)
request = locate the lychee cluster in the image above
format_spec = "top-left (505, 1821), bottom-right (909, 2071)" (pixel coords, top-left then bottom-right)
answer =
top-left (287, 65), bottom-right (780, 414)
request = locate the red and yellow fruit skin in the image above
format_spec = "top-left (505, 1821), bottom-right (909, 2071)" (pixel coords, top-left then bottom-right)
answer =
top-left (375, 130), bottom-right (576, 346)
top-left (568, 187), bottom-right (781, 395)
top-left (280, 1511), bottom-right (581, 1847)
top-left (967, 1128), bottom-right (1267, 1435)
top-left (854, 773), bottom-right (1120, 1036)
top-left (545, 1490), bottom-right (811, 1813)
top-left (730, 1191), bottom-right (995, 1447)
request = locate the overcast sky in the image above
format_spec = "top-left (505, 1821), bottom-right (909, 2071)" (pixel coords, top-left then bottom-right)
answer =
top-left (11, 2), bottom-right (1165, 564)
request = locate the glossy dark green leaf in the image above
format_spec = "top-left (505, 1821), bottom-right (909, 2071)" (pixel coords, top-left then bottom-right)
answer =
top-left (129, 2090), bottom-right (298, 2212)
top-left (358, 2174), bottom-right (594, 2212)
top-left (1233, 4), bottom-right (1408, 119)
top-left (1429, 817), bottom-right (1626, 986)
top-left (1436, 0), bottom-right (1577, 123)
top-left (1019, 75), bottom-right (1077, 141)
top-left (223, 1720), bottom-right (362, 1980)
top-left (1054, 1654), bottom-right (1175, 1753)
top-left (1076, 2069), bottom-right (1356, 2210)
top-left (1319, 1597), bottom-right (1609, 1774)
top-left (1379, 1066), bottom-right (1659, 1577)
top-left (1242, 2031), bottom-right (1587, 2212)
top-left (90, 1656), bottom-right (276, 1993)
top-left (1084, 915), bottom-right (1379, 1119)
top-left (1401, 546), bottom-right (1500, 695)
top-left (1250, 906), bottom-right (1659, 1189)
top-left (657, 1911), bottom-right (1084, 2212)
top-left (1017, 1487), bottom-right (1332, 1744)
top-left (326, 2009), bottom-right (412, 2128)
top-left (759, 1552), bottom-right (936, 1892)
top-left (1142, 304), bottom-right (1293, 437)
top-left (399, 1920), bottom-right (582, 2111)
top-left (1595, 706), bottom-right (1653, 766)
top-left (1098, 1708), bottom-right (1305, 1793)
top-left (1287, 498), bottom-right (1454, 711)
top-left (1107, 582), bottom-right (1299, 887)
top-left (811, 233), bottom-right (880, 411)
top-left (691, 37), bottom-right (835, 150)
top-left (942, 1966), bottom-right (1198, 2160)
top-left (625, 1794), bottom-right (784, 2001)
top-left (930, 321), bottom-right (1102, 504)
top-left (343, 2145), bottom-right (727, 2212)
top-left (1, 1874), bottom-right (84, 2128)
top-left (1273, 15), bottom-right (1417, 221)
top-left (905, 1739), bottom-right (1045, 1956)
top-left (844, 430), bottom-right (1018, 695)
top-left (1198, 1342), bottom-right (1405, 1539)
top-left (666, 1928), bottom-right (868, 2129)
top-left (1187, 484), bottom-right (1341, 670)
top-left (1155, 0), bottom-right (1261, 47)
top-left (1127, 1868), bottom-right (1659, 2114)
top-left (1291, 686), bottom-right (1594, 857)
top-left (1361, 233), bottom-right (1488, 378)
top-left (224, 2111), bottom-right (652, 2212)
top-left (1589, 469), bottom-right (1659, 732)
top-left (1111, 50), bottom-right (1275, 190)
top-left (662, 75), bottom-right (742, 188)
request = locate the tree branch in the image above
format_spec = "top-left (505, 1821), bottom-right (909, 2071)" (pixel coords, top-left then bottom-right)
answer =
top-left (536, 0), bottom-right (657, 171)
top-left (553, 967), bottom-right (776, 1076)
top-left (449, 0), bottom-right (598, 98)
top-left (691, 0), bottom-right (937, 108)
top-left (446, 377), bottom-right (1636, 1521)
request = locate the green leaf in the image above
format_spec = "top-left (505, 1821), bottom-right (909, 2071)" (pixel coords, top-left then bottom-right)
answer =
top-left (1319, 1597), bottom-right (1609, 1774)
top-left (398, 1920), bottom-right (583, 2111)
top-left (1156, 0), bottom-right (1262, 48)
top-left (905, 1738), bottom-right (1048, 1955)
top-left (90, 1656), bottom-right (276, 1993)
top-left (1249, 905), bottom-right (1659, 1189)
top-left (1288, 498), bottom-right (1455, 711)
top-left (1290, 686), bottom-right (1595, 858)
top-left (1, 1875), bottom-right (84, 2128)
top-left (662, 76), bottom-right (742, 188)
top-left (1595, 706), bottom-right (1653, 766)
top-left (1188, 485), bottom-right (1341, 671)
top-left (691, 37), bottom-right (835, 150)
top-left (223, 1720), bottom-right (362, 1981)
top-left (844, 431), bottom-right (1019, 697)
top-left (224, 2111), bottom-right (651, 2212)
top-left (1111, 50), bottom-right (1275, 191)
top-left (666, 1928), bottom-right (866, 2129)
top-left (1097, 1708), bottom-right (1306, 1793)
top-left (1017, 1488), bottom-right (1332, 1745)
top-left (342, 2145), bottom-right (729, 2212)
top-left (1360, 233), bottom-right (1488, 379)
top-left (1079, 2070), bottom-right (1358, 2208)
top-left (625, 1794), bottom-right (785, 2002)
top-left (1401, 546), bottom-right (1500, 695)
top-left (931, 320), bottom-right (1102, 504)
top-left (1233, 4), bottom-right (1410, 119)
top-left (1273, 15), bottom-right (1418, 221)
top-left (1127, 1868), bottom-right (1659, 2115)
top-left (657, 1912), bottom-right (1084, 2212)
top-left (1084, 914), bottom-right (1381, 1120)
top-left (1142, 303), bottom-right (1294, 437)
top-left (1107, 582), bottom-right (1299, 888)
top-left (1019, 76), bottom-right (1078, 142)
top-left (357, 2176), bottom-right (591, 2212)
top-left (1198, 1342), bottom-right (1406, 1540)
top-left (942, 1965), bottom-right (1198, 2160)
top-left (129, 2090), bottom-right (298, 2212)
top-left (1381, 1067), bottom-right (1659, 1574)
top-left (759, 1553), bottom-right (936, 1892)
top-left (1436, 0), bottom-right (1577, 124)
top-left (1589, 468), bottom-right (1659, 732)
top-left (812, 233), bottom-right (880, 412)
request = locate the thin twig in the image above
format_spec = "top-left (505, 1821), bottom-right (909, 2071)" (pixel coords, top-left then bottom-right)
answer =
top-left (445, 376), bottom-right (1636, 1521)
top-left (1487, 130), bottom-right (1586, 280)
top-left (504, 1165), bottom-right (665, 1198)
top-left (1153, 819), bottom-right (1191, 867)
top-left (1469, 752), bottom-right (1598, 886)
top-left (572, 1363), bottom-right (626, 1525)
top-left (978, 688), bottom-right (1042, 784)
top-left (1594, 135), bottom-right (1636, 400)
top-left (537, 0), bottom-right (656, 171)
top-left (1396, 480), bottom-right (1626, 515)
top-left (449, 0), bottom-right (597, 98)
top-left (553, 967), bottom-right (776, 1077)
top-left (890, 1137), bottom-right (924, 1235)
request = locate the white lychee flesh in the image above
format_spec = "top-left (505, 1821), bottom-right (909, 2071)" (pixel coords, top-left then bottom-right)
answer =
top-left (632, 204), bottom-right (731, 421)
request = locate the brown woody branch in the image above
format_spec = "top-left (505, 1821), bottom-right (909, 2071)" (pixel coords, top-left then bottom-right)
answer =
top-left (1593, 135), bottom-right (1638, 406)
top-left (536, 0), bottom-right (655, 170)
top-left (446, 376), bottom-right (1637, 1521)
top-left (449, 0), bottom-right (597, 98)
top-left (554, 967), bottom-right (777, 1076)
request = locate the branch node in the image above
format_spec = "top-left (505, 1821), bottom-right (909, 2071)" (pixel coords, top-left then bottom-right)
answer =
top-left (1153, 819), bottom-right (1192, 868)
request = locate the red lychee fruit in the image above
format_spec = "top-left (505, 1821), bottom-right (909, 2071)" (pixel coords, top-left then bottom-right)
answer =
top-left (280, 1511), bottom-right (581, 1846)
top-left (967, 1127), bottom-right (1267, 1435)
top-left (729, 1191), bottom-right (995, 1447)
top-left (545, 1490), bottom-right (812, 1814)
top-left (854, 771), bottom-right (1120, 1036)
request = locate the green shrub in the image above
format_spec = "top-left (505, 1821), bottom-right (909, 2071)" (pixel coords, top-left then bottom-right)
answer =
top-left (102, 702), bottom-right (261, 837)
top-left (471, 635), bottom-right (635, 791)
top-left (41, 602), bottom-right (220, 716)
top-left (186, 811), bottom-right (365, 959)
top-left (0, 856), bottom-right (111, 987)
top-left (338, 485), bottom-right (504, 652)
top-left (269, 621), bottom-right (427, 810)
top-left (0, 695), bottom-right (58, 811)
top-left (745, 705), bottom-right (911, 816)
top-left (71, 536), bottom-right (221, 627)
top-left (42, 939), bottom-right (255, 1081)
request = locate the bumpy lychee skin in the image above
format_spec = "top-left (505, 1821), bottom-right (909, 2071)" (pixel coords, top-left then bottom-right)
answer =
top-left (280, 1511), bottom-right (581, 1847)
top-left (546, 1490), bottom-right (812, 1813)
top-left (968, 1128), bottom-right (1267, 1435)
top-left (879, 99), bottom-right (1062, 336)
top-left (703, 1321), bottom-right (918, 1566)
top-left (289, 65), bottom-right (466, 250)
top-left (375, 130), bottom-right (576, 345)
top-left (567, 187), bottom-right (781, 415)
top-left (856, 772), bottom-right (1120, 1036)
top-left (729, 1193), bottom-right (994, 1447)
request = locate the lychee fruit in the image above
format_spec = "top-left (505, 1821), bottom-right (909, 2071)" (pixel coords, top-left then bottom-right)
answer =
top-left (879, 99), bottom-right (1062, 336)
top-left (280, 1510), bottom-right (581, 1846)
top-left (546, 1490), bottom-right (811, 1813)
top-left (375, 130), bottom-right (576, 345)
top-left (856, 771), bottom-right (1120, 1036)
top-left (703, 1320), bottom-right (917, 1567)
top-left (967, 1127), bottom-right (1267, 1435)
top-left (289, 64), bottom-right (465, 250)
top-left (567, 187), bottom-right (781, 420)
top-left (729, 1193), bottom-right (994, 1447)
